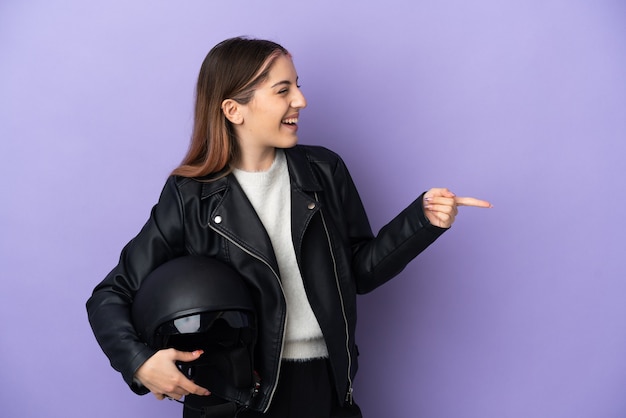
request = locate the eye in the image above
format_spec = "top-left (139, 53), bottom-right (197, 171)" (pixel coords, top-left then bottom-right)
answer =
top-left (278, 88), bottom-right (288, 94)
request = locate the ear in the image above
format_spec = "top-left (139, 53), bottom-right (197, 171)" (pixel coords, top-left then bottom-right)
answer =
top-left (222, 99), bottom-right (244, 125)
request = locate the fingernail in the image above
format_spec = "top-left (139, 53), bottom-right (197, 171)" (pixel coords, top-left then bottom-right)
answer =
top-left (193, 350), bottom-right (204, 356)
top-left (424, 196), bottom-right (432, 202)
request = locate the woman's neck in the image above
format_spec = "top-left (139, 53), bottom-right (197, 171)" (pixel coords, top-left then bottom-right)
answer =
top-left (234, 146), bottom-right (276, 172)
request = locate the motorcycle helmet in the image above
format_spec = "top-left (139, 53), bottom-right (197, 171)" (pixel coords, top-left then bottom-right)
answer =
top-left (132, 256), bottom-right (259, 401)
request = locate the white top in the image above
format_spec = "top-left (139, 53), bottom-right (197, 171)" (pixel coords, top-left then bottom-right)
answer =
top-left (233, 150), bottom-right (329, 360)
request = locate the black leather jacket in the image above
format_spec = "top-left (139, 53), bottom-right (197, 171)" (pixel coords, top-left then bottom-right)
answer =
top-left (86, 145), bottom-right (446, 412)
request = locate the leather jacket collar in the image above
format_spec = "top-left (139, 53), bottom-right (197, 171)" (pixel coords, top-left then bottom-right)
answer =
top-left (200, 147), bottom-right (323, 199)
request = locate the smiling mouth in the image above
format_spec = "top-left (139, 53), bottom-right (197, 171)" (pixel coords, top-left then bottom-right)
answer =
top-left (281, 117), bottom-right (298, 125)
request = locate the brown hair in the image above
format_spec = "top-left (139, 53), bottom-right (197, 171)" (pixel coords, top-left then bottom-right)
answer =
top-left (172, 37), bottom-right (289, 178)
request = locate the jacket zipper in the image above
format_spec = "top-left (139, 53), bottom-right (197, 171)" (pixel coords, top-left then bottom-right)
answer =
top-left (315, 192), bottom-right (354, 405)
top-left (208, 223), bottom-right (287, 413)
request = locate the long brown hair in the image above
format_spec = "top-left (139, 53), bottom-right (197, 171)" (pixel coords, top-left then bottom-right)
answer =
top-left (172, 37), bottom-right (289, 178)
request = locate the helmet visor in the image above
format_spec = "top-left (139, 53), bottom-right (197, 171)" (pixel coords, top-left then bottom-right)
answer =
top-left (155, 310), bottom-right (255, 353)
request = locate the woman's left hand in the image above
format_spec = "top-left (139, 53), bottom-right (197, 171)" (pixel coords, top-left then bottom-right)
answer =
top-left (423, 188), bottom-right (492, 229)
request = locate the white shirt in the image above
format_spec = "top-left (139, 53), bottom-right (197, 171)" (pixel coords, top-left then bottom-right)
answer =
top-left (233, 150), bottom-right (328, 360)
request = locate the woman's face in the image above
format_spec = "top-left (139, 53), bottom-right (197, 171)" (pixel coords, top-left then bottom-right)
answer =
top-left (234, 54), bottom-right (307, 154)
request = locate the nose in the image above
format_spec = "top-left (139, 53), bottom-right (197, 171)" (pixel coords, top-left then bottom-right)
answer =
top-left (292, 88), bottom-right (307, 109)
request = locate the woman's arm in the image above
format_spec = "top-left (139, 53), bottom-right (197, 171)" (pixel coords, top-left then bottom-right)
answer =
top-left (331, 155), bottom-right (491, 293)
top-left (86, 177), bottom-right (209, 399)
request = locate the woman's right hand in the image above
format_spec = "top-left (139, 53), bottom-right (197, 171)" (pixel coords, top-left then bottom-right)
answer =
top-left (134, 348), bottom-right (211, 400)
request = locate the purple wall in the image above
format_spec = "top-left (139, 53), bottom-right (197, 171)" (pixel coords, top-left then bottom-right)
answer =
top-left (2, 1), bottom-right (625, 417)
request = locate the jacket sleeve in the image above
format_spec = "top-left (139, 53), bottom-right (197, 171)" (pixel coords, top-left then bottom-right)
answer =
top-left (332, 156), bottom-right (447, 294)
top-left (86, 176), bottom-right (187, 394)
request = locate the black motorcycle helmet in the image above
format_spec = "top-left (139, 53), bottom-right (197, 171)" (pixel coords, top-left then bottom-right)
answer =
top-left (132, 256), bottom-right (258, 401)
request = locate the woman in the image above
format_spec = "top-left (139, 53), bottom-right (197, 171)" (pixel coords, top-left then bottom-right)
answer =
top-left (87, 37), bottom-right (492, 418)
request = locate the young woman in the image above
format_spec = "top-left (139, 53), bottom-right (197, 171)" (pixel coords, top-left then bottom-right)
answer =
top-left (87, 37), bottom-right (492, 418)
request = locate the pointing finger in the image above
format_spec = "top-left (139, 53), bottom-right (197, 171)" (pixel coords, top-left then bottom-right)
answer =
top-left (454, 197), bottom-right (493, 208)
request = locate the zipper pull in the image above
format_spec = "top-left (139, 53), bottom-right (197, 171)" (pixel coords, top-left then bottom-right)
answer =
top-left (345, 386), bottom-right (354, 405)
top-left (251, 370), bottom-right (261, 397)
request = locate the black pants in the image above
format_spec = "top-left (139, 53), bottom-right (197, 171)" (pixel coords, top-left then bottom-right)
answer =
top-left (184, 359), bottom-right (362, 418)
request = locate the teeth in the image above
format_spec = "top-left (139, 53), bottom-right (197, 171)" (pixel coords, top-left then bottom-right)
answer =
top-left (282, 118), bottom-right (298, 125)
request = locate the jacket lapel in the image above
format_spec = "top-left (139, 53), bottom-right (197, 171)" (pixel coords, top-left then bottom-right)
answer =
top-left (200, 146), bottom-right (323, 276)
top-left (203, 175), bottom-right (279, 273)
top-left (284, 147), bottom-right (324, 259)
top-left (284, 146), bottom-right (322, 193)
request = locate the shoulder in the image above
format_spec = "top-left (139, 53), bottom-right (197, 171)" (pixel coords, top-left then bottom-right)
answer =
top-left (163, 174), bottom-right (201, 194)
top-left (285, 145), bottom-right (355, 192)
top-left (162, 174), bottom-right (228, 201)
top-left (288, 145), bottom-right (347, 175)
top-left (293, 144), bottom-right (342, 163)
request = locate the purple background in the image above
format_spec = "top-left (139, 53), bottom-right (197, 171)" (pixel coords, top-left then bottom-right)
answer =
top-left (2, 1), bottom-right (625, 417)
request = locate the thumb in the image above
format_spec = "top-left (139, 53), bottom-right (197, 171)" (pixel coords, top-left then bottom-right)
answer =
top-left (173, 349), bottom-right (204, 363)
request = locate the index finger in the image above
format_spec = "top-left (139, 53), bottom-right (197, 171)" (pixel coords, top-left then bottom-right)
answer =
top-left (180, 376), bottom-right (211, 396)
top-left (454, 197), bottom-right (493, 208)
